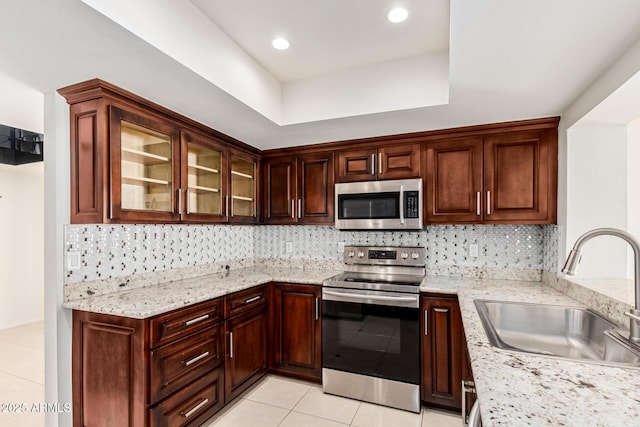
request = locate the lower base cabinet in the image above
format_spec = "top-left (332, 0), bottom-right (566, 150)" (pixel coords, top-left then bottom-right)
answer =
top-left (269, 283), bottom-right (322, 381)
top-left (420, 294), bottom-right (464, 411)
top-left (72, 285), bottom-right (269, 427)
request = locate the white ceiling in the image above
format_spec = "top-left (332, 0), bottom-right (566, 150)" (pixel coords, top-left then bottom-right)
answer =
top-left (191, 0), bottom-right (450, 82)
top-left (1, 0), bottom-right (640, 150)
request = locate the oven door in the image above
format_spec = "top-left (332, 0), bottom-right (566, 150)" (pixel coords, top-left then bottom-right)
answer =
top-left (322, 288), bottom-right (420, 385)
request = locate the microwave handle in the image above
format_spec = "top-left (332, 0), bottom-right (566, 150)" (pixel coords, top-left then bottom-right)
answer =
top-left (399, 185), bottom-right (405, 224)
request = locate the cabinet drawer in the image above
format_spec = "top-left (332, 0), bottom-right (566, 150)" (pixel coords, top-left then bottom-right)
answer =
top-left (225, 285), bottom-right (267, 318)
top-left (150, 367), bottom-right (224, 427)
top-left (150, 324), bottom-right (223, 404)
top-left (151, 298), bottom-right (223, 348)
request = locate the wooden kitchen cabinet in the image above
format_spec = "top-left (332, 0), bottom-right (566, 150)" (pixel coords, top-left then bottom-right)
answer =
top-left (336, 143), bottom-right (421, 182)
top-left (59, 79), bottom-right (260, 224)
top-left (224, 299), bottom-right (268, 402)
top-left (420, 294), bottom-right (463, 411)
top-left (262, 152), bottom-right (334, 224)
top-left (424, 127), bottom-right (557, 224)
top-left (73, 297), bottom-right (225, 427)
top-left (461, 332), bottom-right (477, 425)
top-left (269, 283), bottom-right (322, 382)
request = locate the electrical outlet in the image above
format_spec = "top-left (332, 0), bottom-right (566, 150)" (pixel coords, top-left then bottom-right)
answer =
top-left (67, 251), bottom-right (81, 270)
top-left (285, 242), bottom-right (293, 253)
top-left (469, 244), bottom-right (479, 258)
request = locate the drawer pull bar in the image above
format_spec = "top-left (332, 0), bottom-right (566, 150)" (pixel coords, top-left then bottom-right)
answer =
top-left (245, 296), bottom-right (261, 304)
top-left (229, 332), bottom-right (234, 358)
top-left (185, 314), bottom-right (209, 326)
top-left (184, 351), bottom-right (209, 367)
top-left (182, 398), bottom-right (209, 418)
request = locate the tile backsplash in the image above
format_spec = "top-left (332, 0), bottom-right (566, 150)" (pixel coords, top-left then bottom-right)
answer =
top-left (65, 223), bottom-right (558, 285)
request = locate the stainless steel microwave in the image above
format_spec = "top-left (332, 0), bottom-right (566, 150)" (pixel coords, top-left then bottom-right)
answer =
top-left (335, 178), bottom-right (423, 230)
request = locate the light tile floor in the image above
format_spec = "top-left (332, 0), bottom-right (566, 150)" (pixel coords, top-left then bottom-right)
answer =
top-left (205, 375), bottom-right (462, 427)
top-left (0, 322), bottom-right (45, 426)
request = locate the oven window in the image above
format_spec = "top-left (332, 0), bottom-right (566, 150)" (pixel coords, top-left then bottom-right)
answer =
top-left (337, 192), bottom-right (399, 219)
top-left (322, 300), bottom-right (419, 384)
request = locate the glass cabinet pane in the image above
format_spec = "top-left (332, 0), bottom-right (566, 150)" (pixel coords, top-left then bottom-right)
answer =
top-left (186, 143), bottom-right (222, 215)
top-left (120, 121), bottom-right (173, 212)
top-left (231, 156), bottom-right (255, 217)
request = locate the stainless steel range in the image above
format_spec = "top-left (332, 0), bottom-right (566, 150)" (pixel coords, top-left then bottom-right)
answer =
top-left (322, 246), bottom-right (425, 413)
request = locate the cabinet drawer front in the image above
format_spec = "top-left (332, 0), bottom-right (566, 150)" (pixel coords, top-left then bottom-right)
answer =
top-left (151, 324), bottom-right (223, 403)
top-left (150, 367), bottom-right (224, 427)
top-left (225, 285), bottom-right (267, 318)
top-left (151, 298), bottom-right (223, 348)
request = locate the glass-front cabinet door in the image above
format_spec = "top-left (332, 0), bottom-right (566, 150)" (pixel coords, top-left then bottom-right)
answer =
top-left (229, 150), bottom-right (258, 223)
top-left (110, 106), bottom-right (181, 222)
top-left (180, 131), bottom-right (227, 222)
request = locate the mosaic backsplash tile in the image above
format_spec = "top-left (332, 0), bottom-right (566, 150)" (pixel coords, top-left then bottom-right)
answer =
top-left (65, 223), bottom-right (553, 285)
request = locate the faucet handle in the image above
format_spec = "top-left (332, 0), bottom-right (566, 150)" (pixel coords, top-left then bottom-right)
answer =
top-left (625, 311), bottom-right (640, 323)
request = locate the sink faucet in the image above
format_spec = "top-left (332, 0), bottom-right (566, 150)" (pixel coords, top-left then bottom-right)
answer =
top-left (562, 227), bottom-right (640, 342)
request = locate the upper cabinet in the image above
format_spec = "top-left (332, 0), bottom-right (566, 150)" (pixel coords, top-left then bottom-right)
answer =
top-left (424, 125), bottom-right (558, 224)
top-left (60, 79), bottom-right (259, 224)
top-left (336, 143), bottom-right (421, 182)
top-left (262, 152), bottom-right (334, 225)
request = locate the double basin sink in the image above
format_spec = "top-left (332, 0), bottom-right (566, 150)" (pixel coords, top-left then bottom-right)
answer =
top-left (475, 300), bottom-right (640, 367)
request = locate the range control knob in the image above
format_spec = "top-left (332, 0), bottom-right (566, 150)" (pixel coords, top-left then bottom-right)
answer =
top-left (347, 251), bottom-right (355, 257)
top-left (411, 252), bottom-right (420, 259)
top-left (400, 252), bottom-right (409, 259)
top-left (357, 251), bottom-right (365, 258)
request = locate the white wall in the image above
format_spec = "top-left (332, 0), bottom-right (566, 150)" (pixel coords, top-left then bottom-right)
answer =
top-left (282, 52), bottom-right (449, 124)
top-left (566, 125), bottom-right (629, 278)
top-left (0, 164), bottom-right (44, 328)
top-left (627, 121), bottom-right (640, 278)
top-left (0, 70), bottom-right (44, 329)
top-left (0, 70), bottom-right (44, 133)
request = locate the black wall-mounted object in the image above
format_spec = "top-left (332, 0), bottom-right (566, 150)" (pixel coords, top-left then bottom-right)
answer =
top-left (0, 124), bottom-right (43, 165)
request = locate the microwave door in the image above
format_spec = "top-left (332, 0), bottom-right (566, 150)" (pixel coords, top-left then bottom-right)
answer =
top-left (338, 192), bottom-right (399, 220)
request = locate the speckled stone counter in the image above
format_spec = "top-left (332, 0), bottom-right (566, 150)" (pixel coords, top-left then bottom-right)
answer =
top-left (63, 267), bottom-right (340, 319)
top-left (420, 276), bottom-right (640, 426)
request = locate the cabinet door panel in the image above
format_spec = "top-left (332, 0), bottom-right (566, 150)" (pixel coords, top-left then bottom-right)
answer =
top-left (225, 305), bottom-right (268, 402)
top-left (229, 149), bottom-right (259, 223)
top-left (378, 144), bottom-right (421, 180)
top-left (425, 138), bottom-right (483, 223)
top-left (109, 106), bottom-right (181, 223)
top-left (336, 148), bottom-right (376, 182)
top-left (484, 130), bottom-right (556, 223)
top-left (263, 158), bottom-right (296, 223)
top-left (299, 153), bottom-right (334, 224)
top-left (421, 297), bottom-right (462, 410)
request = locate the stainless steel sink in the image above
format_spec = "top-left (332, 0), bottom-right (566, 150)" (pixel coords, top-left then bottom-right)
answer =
top-left (474, 300), bottom-right (640, 367)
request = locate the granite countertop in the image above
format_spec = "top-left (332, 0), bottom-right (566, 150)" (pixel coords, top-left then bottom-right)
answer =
top-left (62, 267), bottom-right (341, 319)
top-left (421, 276), bottom-right (640, 426)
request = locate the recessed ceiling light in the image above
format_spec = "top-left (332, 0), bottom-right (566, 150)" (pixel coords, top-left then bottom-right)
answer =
top-left (387, 7), bottom-right (409, 23)
top-left (272, 37), bottom-right (290, 50)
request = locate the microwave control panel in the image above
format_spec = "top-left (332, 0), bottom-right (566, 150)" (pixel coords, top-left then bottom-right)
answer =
top-left (404, 191), bottom-right (419, 218)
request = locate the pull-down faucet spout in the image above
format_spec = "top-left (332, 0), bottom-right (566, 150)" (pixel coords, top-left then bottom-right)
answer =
top-left (562, 228), bottom-right (640, 342)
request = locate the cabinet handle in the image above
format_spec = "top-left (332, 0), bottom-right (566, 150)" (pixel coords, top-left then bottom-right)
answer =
top-left (229, 332), bottom-right (233, 358)
top-left (298, 199), bottom-right (302, 219)
top-left (185, 189), bottom-right (191, 214)
top-left (231, 196), bottom-right (235, 217)
top-left (315, 297), bottom-right (319, 320)
top-left (424, 309), bottom-right (428, 336)
top-left (371, 153), bottom-right (376, 175)
top-left (225, 195), bottom-right (229, 218)
top-left (291, 199), bottom-right (295, 219)
top-left (185, 314), bottom-right (209, 326)
top-left (486, 191), bottom-right (491, 215)
top-left (462, 380), bottom-right (476, 426)
top-left (476, 192), bottom-right (481, 216)
top-left (183, 351), bottom-right (209, 367)
top-left (177, 189), bottom-right (183, 215)
top-left (182, 398), bottom-right (209, 419)
top-left (245, 295), bottom-right (261, 304)
top-left (378, 152), bottom-right (383, 174)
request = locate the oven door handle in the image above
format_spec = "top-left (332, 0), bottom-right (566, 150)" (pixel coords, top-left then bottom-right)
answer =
top-left (323, 290), bottom-right (417, 303)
